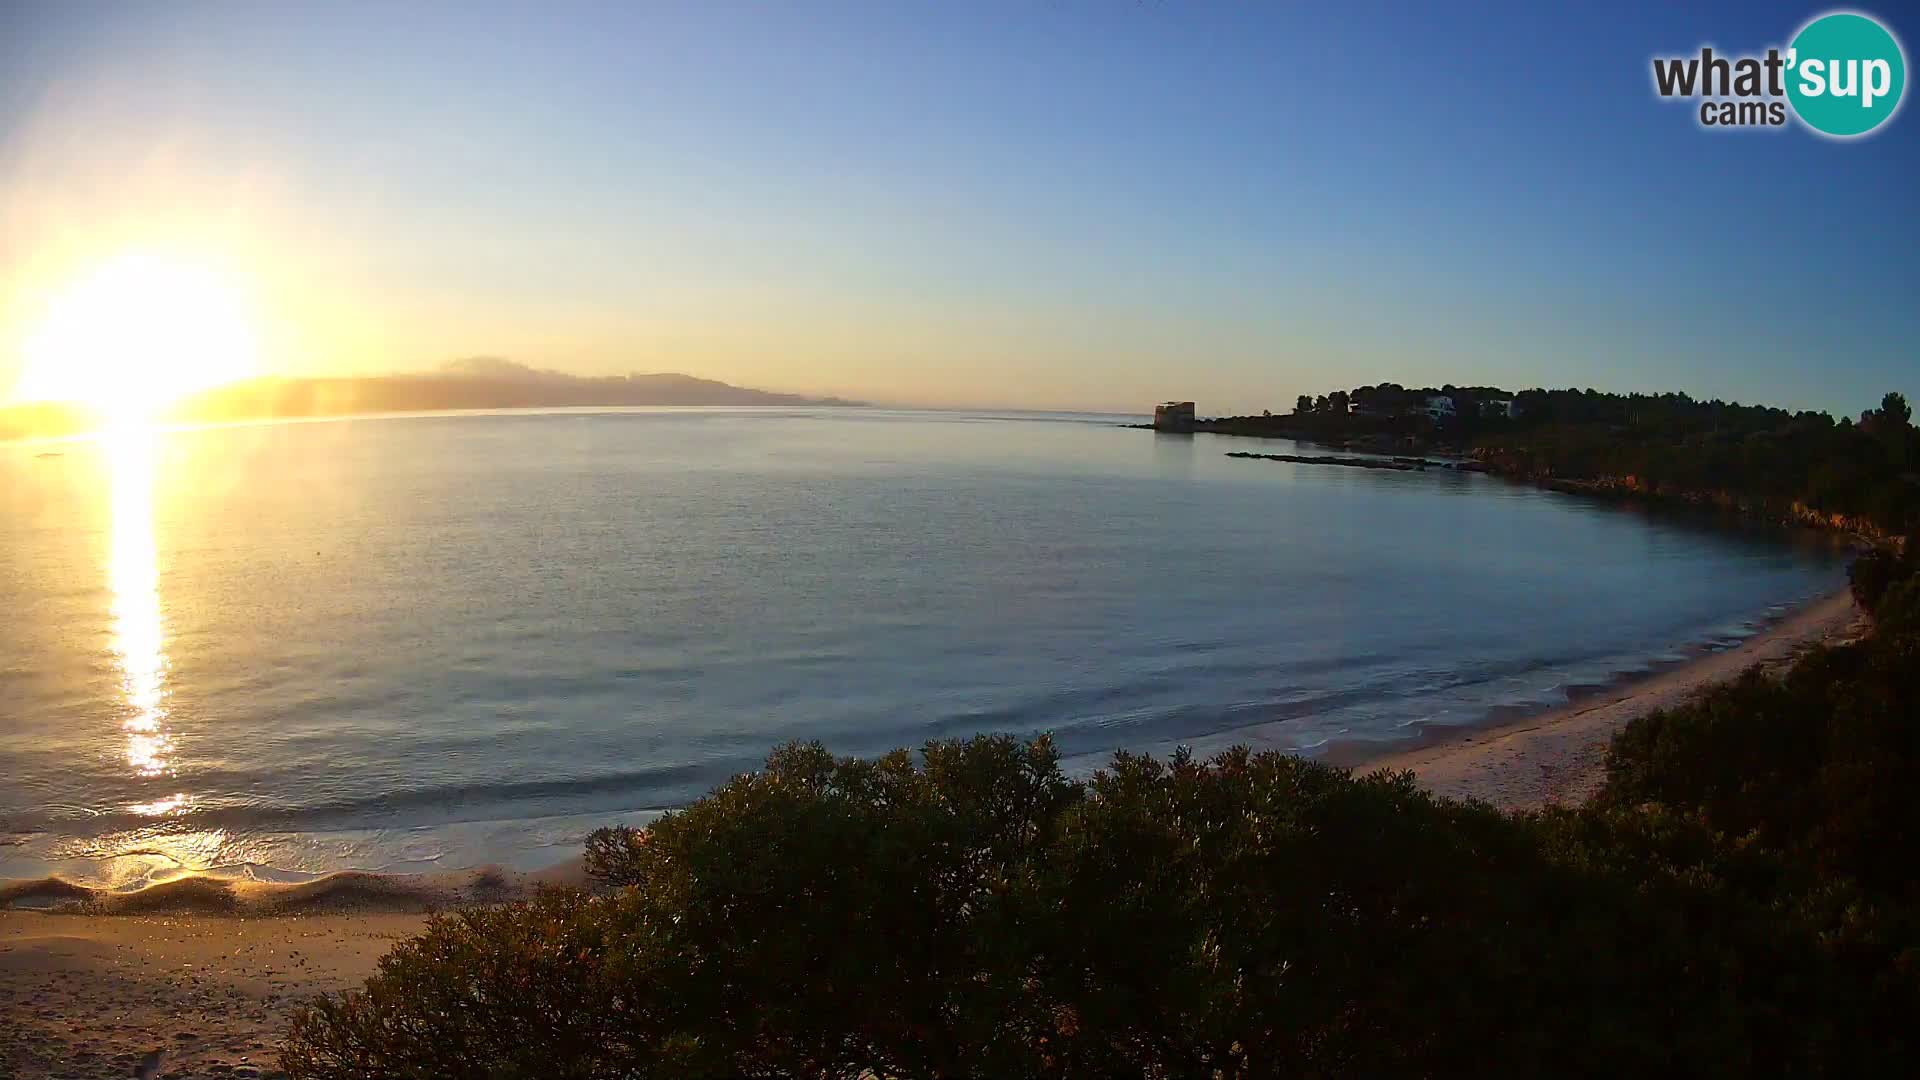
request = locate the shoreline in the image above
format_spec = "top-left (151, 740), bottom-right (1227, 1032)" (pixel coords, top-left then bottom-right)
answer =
top-left (1, 593), bottom-right (1863, 913)
top-left (0, 592), bottom-right (1868, 1078)
top-left (0, 865), bottom-right (590, 1078)
top-left (1325, 588), bottom-right (1864, 809)
top-left (0, 859), bottom-right (590, 917)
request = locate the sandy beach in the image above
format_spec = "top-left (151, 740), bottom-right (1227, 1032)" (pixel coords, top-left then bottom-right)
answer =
top-left (1, 911), bottom-right (422, 1079)
top-left (1339, 589), bottom-right (1865, 809)
top-left (0, 865), bottom-right (585, 1080)
top-left (0, 590), bottom-right (1867, 1078)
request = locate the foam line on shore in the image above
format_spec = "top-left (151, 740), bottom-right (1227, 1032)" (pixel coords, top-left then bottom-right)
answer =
top-left (1333, 589), bottom-right (1864, 810)
top-left (0, 859), bottom-right (591, 915)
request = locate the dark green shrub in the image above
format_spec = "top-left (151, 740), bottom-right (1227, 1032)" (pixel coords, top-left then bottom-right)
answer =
top-left (581, 821), bottom-right (647, 886)
top-left (1604, 559), bottom-right (1920, 898)
top-left (285, 735), bottom-right (1911, 1078)
top-left (1591, 549), bottom-right (1920, 1064)
top-left (281, 888), bottom-right (635, 1078)
top-left (1874, 574), bottom-right (1920, 635)
top-left (1600, 663), bottom-right (1831, 845)
top-left (1851, 547), bottom-right (1904, 611)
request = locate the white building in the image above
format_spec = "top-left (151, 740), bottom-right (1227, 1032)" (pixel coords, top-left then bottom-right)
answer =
top-left (1424, 394), bottom-right (1456, 420)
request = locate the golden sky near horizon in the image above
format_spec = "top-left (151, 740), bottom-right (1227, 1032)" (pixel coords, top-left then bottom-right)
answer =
top-left (0, 146), bottom-right (1312, 415)
top-left (0, 91), bottom-right (1332, 418)
top-left (7, 5), bottom-right (1913, 419)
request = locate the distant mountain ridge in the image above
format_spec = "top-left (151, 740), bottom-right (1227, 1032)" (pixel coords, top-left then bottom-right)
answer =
top-left (0, 360), bottom-right (864, 440)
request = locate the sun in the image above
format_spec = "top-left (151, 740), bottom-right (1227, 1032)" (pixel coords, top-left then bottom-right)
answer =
top-left (15, 253), bottom-right (260, 421)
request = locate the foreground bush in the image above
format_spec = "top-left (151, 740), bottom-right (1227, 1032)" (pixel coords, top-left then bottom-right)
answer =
top-left (1595, 549), bottom-right (1920, 1067)
top-left (283, 890), bottom-right (630, 1078)
top-left (1602, 593), bottom-right (1920, 898)
top-left (1848, 534), bottom-right (1918, 614)
top-left (283, 732), bottom-right (1909, 1077)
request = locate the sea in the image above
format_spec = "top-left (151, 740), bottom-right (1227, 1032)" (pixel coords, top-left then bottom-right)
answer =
top-left (0, 407), bottom-right (1847, 888)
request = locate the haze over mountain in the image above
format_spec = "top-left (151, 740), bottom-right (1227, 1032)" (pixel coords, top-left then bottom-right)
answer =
top-left (393, 357), bottom-right (862, 408)
top-left (0, 359), bottom-right (863, 441)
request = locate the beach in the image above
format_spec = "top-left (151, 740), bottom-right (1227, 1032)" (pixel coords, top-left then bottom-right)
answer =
top-left (1339, 589), bottom-right (1865, 809)
top-left (0, 591), bottom-right (1866, 1077)
top-left (0, 866), bottom-right (584, 1079)
top-left (1, 911), bottom-right (422, 1079)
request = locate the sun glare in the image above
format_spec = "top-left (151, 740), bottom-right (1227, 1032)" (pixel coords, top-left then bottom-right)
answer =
top-left (106, 425), bottom-right (175, 785)
top-left (16, 254), bottom-right (259, 420)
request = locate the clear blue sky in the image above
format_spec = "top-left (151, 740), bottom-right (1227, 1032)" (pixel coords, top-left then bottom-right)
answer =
top-left (2, 1), bottom-right (1914, 415)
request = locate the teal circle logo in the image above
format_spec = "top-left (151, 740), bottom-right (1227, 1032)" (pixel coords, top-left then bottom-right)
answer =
top-left (1786, 12), bottom-right (1906, 137)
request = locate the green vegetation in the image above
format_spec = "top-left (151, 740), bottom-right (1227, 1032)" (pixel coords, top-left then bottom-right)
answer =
top-left (1604, 542), bottom-right (1920, 901)
top-left (286, 550), bottom-right (1920, 1077)
top-left (1223, 387), bottom-right (1918, 537)
top-left (1469, 389), bottom-right (1917, 538)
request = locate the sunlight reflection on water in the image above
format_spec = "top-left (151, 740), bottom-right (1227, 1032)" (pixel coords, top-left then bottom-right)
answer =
top-left (107, 426), bottom-right (181, 798)
top-left (66, 425), bottom-right (217, 888)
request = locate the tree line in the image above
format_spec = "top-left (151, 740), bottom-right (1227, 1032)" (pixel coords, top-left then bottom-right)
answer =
top-left (1283, 384), bottom-right (1917, 536)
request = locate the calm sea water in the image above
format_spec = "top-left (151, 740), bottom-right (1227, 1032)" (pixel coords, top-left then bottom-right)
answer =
top-left (0, 408), bottom-right (1845, 887)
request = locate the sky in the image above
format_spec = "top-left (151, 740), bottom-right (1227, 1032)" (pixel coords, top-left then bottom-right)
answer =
top-left (1, 1), bottom-right (1915, 416)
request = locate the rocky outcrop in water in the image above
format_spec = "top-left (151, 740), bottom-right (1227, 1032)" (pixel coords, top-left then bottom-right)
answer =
top-left (1224, 452), bottom-right (1480, 473)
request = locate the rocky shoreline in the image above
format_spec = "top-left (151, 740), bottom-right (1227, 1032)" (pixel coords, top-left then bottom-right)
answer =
top-left (1509, 471), bottom-right (1891, 544)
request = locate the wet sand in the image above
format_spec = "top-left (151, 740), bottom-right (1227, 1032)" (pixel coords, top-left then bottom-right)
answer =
top-left (1336, 589), bottom-right (1864, 809)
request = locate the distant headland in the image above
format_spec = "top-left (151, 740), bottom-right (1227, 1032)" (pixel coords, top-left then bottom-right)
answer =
top-left (1135, 383), bottom-right (1917, 543)
top-left (0, 358), bottom-right (865, 441)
